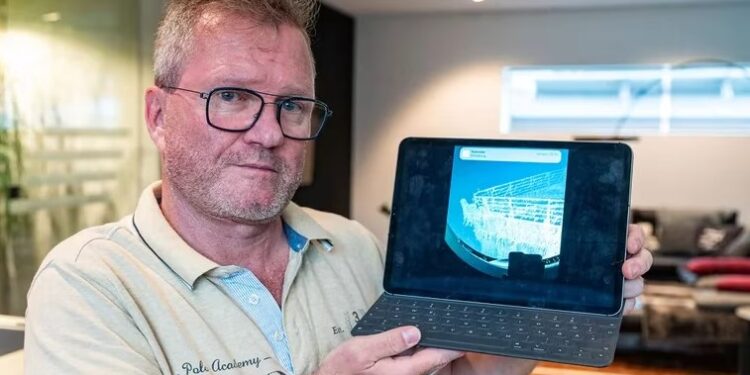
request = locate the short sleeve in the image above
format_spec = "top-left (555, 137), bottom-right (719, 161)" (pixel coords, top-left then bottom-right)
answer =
top-left (25, 261), bottom-right (160, 374)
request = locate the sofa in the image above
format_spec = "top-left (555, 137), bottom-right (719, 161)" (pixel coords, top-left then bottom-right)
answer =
top-left (631, 208), bottom-right (750, 281)
top-left (624, 208), bottom-right (750, 357)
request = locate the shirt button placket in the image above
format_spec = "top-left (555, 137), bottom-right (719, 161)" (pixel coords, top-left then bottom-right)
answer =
top-left (248, 293), bottom-right (260, 305)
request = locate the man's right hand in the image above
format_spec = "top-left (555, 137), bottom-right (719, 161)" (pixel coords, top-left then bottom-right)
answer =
top-left (314, 326), bottom-right (465, 374)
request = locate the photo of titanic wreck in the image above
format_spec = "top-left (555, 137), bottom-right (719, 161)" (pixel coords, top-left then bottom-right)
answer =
top-left (445, 166), bottom-right (568, 279)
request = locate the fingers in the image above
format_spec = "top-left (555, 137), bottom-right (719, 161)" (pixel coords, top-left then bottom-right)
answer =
top-left (622, 297), bottom-right (636, 314)
top-left (319, 326), bottom-right (421, 373)
top-left (360, 326), bottom-right (423, 361)
top-left (317, 327), bottom-right (464, 375)
top-left (453, 353), bottom-right (538, 374)
top-left (626, 224), bottom-right (645, 255)
top-left (622, 243), bottom-right (653, 279)
top-left (623, 276), bottom-right (644, 299)
top-left (383, 347), bottom-right (464, 375)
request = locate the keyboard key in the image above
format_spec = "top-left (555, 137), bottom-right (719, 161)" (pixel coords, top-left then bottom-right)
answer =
top-left (591, 351), bottom-right (608, 361)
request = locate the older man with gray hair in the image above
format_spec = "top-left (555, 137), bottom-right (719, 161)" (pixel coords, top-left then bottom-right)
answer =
top-left (25, 0), bottom-right (652, 374)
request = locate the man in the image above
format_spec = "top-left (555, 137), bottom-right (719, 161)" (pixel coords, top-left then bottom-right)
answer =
top-left (25, 0), bottom-right (652, 374)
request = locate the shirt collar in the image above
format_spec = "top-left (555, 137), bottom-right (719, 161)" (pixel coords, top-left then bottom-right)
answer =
top-left (131, 181), bottom-right (334, 290)
top-left (281, 201), bottom-right (334, 253)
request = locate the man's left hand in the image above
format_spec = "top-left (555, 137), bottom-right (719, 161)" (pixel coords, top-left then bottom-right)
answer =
top-left (621, 223), bottom-right (653, 313)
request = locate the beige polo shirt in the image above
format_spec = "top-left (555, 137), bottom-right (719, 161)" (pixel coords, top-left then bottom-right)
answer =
top-left (25, 182), bottom-right (385, 375)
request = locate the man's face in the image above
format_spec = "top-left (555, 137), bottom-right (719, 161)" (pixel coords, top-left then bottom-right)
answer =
top-left (159, 13), bottom-right (314, 224)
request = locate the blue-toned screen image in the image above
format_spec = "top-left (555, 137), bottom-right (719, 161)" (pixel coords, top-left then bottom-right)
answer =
top-left (445, 146), bottom-right (569, 279)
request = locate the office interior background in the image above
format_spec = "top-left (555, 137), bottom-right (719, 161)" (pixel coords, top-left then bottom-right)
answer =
top-left (0, 0), bottom-right (749, 374)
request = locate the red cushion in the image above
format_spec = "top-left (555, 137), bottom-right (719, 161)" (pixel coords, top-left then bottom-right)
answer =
top-left (685, 257), bottom-right (750, 275)
top-left (715, 276), bottom-right (750, 292)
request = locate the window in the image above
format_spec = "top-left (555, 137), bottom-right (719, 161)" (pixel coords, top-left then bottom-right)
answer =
top-left (502, 63), bottom-right (750, 135)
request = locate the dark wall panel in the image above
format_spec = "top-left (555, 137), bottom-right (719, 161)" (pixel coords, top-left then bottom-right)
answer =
top-left (294, 5), bottom-right (354, 217)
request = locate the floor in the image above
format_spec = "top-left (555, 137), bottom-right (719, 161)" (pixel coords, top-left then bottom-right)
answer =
top-left (532, 350), bottom-right (738, 375)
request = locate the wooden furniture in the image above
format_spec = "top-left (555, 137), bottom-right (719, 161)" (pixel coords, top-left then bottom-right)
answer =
top-left (737, 306), bottom-right (750, 375)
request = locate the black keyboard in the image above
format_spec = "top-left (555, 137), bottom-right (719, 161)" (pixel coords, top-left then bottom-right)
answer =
top-left (352, 294), bottom-right (621, 367)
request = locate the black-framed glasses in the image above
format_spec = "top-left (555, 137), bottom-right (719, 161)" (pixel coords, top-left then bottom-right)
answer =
top-left (162, 86), bottom-right (333, 140)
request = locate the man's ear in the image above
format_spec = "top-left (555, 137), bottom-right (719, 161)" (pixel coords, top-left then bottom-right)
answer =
top-left (145, 86), bottom-right (167, 152)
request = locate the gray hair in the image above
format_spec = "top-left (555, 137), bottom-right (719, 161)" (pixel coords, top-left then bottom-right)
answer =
top-left (154, 0), bottom-right (319, 88)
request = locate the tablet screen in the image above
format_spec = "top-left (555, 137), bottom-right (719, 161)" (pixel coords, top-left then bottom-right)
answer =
top-left (384, 138), bottom-right (632, 315)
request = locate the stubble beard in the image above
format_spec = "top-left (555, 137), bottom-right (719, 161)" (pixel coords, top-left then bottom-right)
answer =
top-left (163, 140), bottom-right (303, 225)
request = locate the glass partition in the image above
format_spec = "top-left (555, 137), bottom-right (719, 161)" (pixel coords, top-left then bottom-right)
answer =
top-left (0, 0), bottom-right (149, 315)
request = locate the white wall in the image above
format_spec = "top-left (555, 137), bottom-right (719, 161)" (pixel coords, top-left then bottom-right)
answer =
top-left (353, 3), bottom-right (750, 243)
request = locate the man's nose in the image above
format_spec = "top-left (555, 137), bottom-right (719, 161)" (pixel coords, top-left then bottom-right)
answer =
top-left (242, 102), bottom-right (284, 147)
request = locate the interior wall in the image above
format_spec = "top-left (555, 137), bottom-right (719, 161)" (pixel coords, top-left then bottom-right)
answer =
top-left (353, 3), bottom-right (750, 243)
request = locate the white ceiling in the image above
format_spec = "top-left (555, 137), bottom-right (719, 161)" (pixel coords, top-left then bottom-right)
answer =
top-left (322, 0), bottom-right (747, 15)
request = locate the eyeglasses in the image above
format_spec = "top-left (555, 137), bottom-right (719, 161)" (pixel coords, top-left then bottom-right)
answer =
top-left (162, 86), bottom-right (333, 140)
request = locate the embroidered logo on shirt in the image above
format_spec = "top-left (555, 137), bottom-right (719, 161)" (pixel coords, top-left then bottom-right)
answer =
top-left (333, 309), bottom-right (366, 336)
top-left (180, 356), bottom-right (273, 374)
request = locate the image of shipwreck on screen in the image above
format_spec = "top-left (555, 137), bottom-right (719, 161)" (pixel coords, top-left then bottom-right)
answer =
top-left (445, 146), bottom-right (569, 280)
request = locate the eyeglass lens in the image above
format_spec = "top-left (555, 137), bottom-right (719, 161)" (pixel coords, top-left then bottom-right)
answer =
top-left (207, 88), bottom-right (326, 139)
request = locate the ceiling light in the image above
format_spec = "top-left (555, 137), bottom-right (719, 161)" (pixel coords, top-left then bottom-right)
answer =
top-left (473, 0), bottom-right (485, 2)
top-left (41, 12), bottom-right (61, 23)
